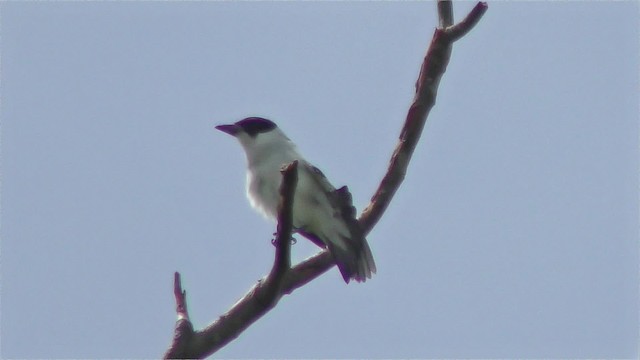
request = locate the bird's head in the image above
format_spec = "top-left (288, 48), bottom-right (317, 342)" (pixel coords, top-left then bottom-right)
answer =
top-left (216, 117), bottom-right (293, 159)
top-left (215, 117), bottom-right (276, 137)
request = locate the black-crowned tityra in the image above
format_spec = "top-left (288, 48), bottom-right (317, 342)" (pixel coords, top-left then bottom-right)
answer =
top-left (215, 117), bottom-right (376, 283)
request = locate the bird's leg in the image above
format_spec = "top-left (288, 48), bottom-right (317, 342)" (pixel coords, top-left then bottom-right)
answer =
top-left (271, 233), bottom-right (297, 246)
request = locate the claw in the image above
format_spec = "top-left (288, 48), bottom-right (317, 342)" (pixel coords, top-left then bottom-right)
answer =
top-left (271, 236), bottom-right (297, 246)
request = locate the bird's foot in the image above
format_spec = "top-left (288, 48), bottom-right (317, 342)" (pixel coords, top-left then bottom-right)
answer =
top-left (271, 234), bottom-right (297, 246)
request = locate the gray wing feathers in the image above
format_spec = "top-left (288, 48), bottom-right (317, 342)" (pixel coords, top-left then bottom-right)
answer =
top-left (333, 185), bottom-right (376, 282)
top-left (301, 162), bottom-right (377, 283)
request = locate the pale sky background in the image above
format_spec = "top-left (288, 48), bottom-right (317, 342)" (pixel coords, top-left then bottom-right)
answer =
top-left (1, 1), bottom-right (638, 359)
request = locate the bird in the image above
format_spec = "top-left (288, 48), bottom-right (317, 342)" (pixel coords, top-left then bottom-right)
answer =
top-left (215, 117), bottom-right (376, 283)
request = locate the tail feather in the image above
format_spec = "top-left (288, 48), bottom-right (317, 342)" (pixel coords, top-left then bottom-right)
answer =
top-left (297, 228), bottom-right (376, 283)
top-left (326, 233), bottom-right (376, 283)
top-left (294, 168), bottom-right (377, 283)
top-left (334, 186), bottom-right (376, 283)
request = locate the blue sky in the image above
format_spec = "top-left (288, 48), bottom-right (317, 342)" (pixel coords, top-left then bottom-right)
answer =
top-left (2, 1), bottom-right (638, 358)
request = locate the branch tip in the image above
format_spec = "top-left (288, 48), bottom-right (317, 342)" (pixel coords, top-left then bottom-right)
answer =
top-left (437, 0), bottom-right (454, 28)
top-left (173, 272), bottom-right (189, 320)
top-left (444, 2), bottom-right (488, 42)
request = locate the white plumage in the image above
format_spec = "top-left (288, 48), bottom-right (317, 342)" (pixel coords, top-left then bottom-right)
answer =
top-left (216, 117), bottom-right (376, 283)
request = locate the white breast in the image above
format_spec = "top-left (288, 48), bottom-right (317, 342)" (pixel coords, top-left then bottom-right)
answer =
top-left (246, 162), bottom-right (282, 219)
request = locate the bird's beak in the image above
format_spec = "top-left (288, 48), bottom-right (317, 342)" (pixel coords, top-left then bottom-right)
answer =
top-left (215, 124), bottom-right (239, 136)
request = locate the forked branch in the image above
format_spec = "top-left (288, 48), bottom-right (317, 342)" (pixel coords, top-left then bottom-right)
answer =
top-left (282, 0), bottom-right (488, 293)
top-left (164, 1), bottom-right (487, 358)
top-left (164, 162), bottom-right (298, 359)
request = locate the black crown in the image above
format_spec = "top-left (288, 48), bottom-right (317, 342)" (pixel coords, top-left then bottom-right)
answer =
top-left (236, 117), bottom-right (277, 137)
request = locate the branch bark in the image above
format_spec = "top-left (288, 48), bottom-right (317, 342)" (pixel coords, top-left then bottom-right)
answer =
top-left (164, 162), bottom-right (298, 359)
top-left (358, 0), bottom-right (487, 233)
top-left (164, 1), bottom-right (487, 358)
top-left (281, 0), bottom-right (488, 294)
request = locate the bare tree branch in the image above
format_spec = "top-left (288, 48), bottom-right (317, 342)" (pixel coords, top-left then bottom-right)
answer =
top-left (438, 0), bottom-right (455, 28)
top-left (265, 161), bottom-right (298, 295)
top-left (163, 272), bottom-right (194, 359)
top-left (165, 1), bottom-right (487, 357)
top-left (444, 2), bottom-right (489, 42)
top-left (276, 0), bottom-right (489, 295)
top-left (359, 0), bottom-right (488, 233)
top-left (164, 162), bottom-right (298, 359)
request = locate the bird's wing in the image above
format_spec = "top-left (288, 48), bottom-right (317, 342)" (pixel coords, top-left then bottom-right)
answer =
top-left (298, 161), bottom-right (365, 253)
top-left (298, 161), bottom-right (376, 283)
top-left (297, 161), bottom-right (375, 282)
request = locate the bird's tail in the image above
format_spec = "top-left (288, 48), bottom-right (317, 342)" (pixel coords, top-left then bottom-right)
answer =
top-left (299, 228), bottom-right (376, 283)
top-left (357, 239), bottom-right (377, 282)
top-left (298, 184), bottom-right (377, 283)
top-left (330, 186), bottom-right (377, 283)
top-left (327, 233), bottom-right (376, 283)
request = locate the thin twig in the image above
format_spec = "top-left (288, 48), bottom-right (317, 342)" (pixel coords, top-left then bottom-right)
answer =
top-left (174, 272), bottom-right (189, 321)
top-left (444, 2), bottom-right (488, 42)
top-left (437, 0), bottom-right (454, 28)
top-left (163, 272), bottom-right (194, 359)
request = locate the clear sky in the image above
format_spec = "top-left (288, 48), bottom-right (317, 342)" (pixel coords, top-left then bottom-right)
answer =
top-left (1, 1), bottom-right (638, 358)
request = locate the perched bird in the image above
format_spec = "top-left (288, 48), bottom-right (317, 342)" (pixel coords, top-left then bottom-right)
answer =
top-left (215, 117), bottom-right (376, 283)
